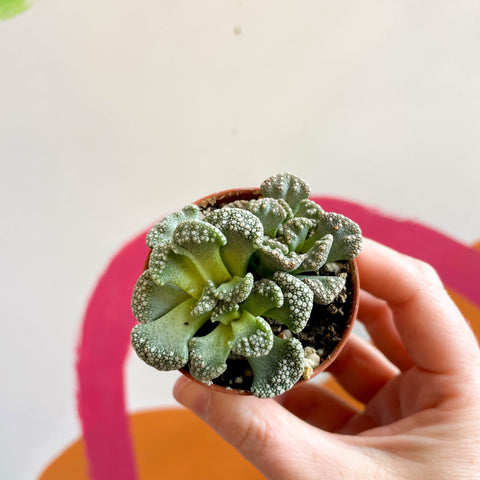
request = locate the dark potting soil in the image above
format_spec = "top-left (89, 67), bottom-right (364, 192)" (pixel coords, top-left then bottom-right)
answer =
top-left (189, 261), bottom-right (356, 393)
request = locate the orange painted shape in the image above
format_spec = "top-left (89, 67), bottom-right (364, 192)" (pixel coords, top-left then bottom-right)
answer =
top-left (39, 408), bottom-right (266, 480)
top-left (38, 440), bottom-right (89, 480)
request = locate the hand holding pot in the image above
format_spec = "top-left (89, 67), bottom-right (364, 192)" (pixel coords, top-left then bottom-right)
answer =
top-left (174, 239), bottom-right (480, 479)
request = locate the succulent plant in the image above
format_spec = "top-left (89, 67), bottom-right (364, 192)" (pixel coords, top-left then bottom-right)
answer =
top-left (130, 173), bottom-right (362, 398)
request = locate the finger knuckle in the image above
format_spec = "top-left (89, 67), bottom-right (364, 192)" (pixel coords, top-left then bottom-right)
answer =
top-left (411, 258), bottom-right (442, 287)
top-left (234, 414), bottom-right (274, 457)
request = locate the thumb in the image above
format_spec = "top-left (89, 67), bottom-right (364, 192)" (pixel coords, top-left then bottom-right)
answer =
top-left (173, 376), bottom-right (347, 480)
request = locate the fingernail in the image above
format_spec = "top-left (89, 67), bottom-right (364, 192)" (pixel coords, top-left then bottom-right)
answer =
top-left (173, 375), bottom-right (210, 418)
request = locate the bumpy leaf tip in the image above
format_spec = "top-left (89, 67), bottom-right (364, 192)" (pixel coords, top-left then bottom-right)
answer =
top-left (131, 270), bottom-right (190, 323)
top-left (248, 336), bottom-right (305, 398)
top-left (188, 323), bottom-right (233, 381)
top-left (226, 198), bottom-right (289, 238)
top-left (260, 173), bottom-right (311, 213)
top-left (240, 279), bottom-right (284, 316)
top-left (205, 208), bottom-right (263, 277)
top-left (256, 245), bottom-right (304, 274)
top-left (266, 272), bottom-right (314, 333)
top-left (148, 243), bottom-right (205, 298)
top-left (297, 275), bottom-right (346, 305)
top-left (306, 212), bottom-right (362, 262)
top-left (146, 205), bottom-right (200, 248)
top-left (191, 281), bottom-right (217, 317)
top-left (131, 298), bottom-right (209, 371)
top-left (230, 311), bottom-right (273, 357)
top-left (215, 273), bottom-right (254, 303)
top-left (295, 234), bottom-right (333, 273)
top-left (172, 220), bottom-right (231, 285)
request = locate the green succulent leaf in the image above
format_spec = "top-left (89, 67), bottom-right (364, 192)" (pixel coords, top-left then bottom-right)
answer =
top-left (222, 199), bottom-right (250, 209)
top-left (295, 199), bottom-right (324, 220)
top-left (149, 243), bottom-right (205, 298)
top-left (214, 273), bottom-right (254, 304)
top-left (240, 279), bottom-right (284, 316)
top-left (276, 199), bottom-right (294, 222)
top-left (295, 234), bottom-right (333, 273)
top-left (260, 173), bottom-right (311, 214)
top-left (304, 212), bottom-right (362, 262)
top-left (265, 272), bottom-right (314, 333)
top-left (188, 323), bottom-right (233, 381)
top-left (282, 217), bottom-right (316, 252)
top-left (256, 245), bottom-right (304, 274)
top-left (130, 298), bottom-right (209, 371)
top-left (131, 270), bottom-right (191, 324)
top-left (230, 311), bottom-right (274, 357)
top-left (211, 301), bottom-right (241, 325)
top-left (205, 208), bottom-right (264, 277)
top-left (297, 275), bottom-right (346, 305)
top-left (172, 220), bottom-right (231, 285)
top-left (191, 281), bottom-right (218, 317)
top-left (261, 236), bottom-right (290, 255)
top-left (225, 198), bottom-right (289, 238)
top-left (248, 336), bottom-right (305, 398)
top-left (146, 205), bottom-right (200, 248)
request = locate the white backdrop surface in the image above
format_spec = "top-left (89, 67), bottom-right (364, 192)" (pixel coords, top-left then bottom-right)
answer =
top-left (1, 1), bottom-right (479, 478)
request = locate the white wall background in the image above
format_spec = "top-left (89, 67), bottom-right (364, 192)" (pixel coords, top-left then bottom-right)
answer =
top-left (1, 1), bottom-right (479, 478)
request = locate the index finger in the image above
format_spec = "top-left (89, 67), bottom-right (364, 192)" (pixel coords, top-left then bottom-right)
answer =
top-left (357, 239), bottom-right (479, 374)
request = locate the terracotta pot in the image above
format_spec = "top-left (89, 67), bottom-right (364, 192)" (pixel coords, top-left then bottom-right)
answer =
top-left (169, 187), bottom-right (360, 396)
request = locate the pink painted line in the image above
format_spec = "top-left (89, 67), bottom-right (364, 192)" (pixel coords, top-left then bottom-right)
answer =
top-left (312, 196), bottom-right (480, 308)
top-left (76, 232), bottom-right (149, 480)
top-left (75, 199), bottom-right (479, 479)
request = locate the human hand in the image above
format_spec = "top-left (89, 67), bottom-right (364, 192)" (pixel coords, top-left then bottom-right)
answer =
top-left (174, 239), bottom-right (480, 479)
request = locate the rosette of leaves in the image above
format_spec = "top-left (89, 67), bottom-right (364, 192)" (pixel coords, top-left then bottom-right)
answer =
top-left (131, 173), bottom-right (362, 398)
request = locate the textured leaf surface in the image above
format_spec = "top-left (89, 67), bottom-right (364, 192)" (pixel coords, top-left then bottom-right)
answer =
top-left (131, 270), bottom-right (190, 323)
top-left (225, 198), bottom-right (289, 238)
top-left (240, 279), bottom-right (284, 316)
top-left (230, 311), bottom-right (273, 357)
top-left (131, 298), bottom-right (208, 371)
top-left (146, 205), bottom-right (200, 248)
top-left (172, 220), bottom-right (231, 285)
top-left (305, 212), bottom-right (362, 262)
top-left (261, 173), bottom-right (311, 213)
top-left (265, 272), bottom-right (314, 333)
top-left (297, 275), bottom-right (346, 305)
top-left (188, 323), bottom-right (233, 381)
top-left (205, 208), bottom-right (263, 277)
top-left (149, 244), bottom-right (204, 298)
top-left (249, 336), bottom-right (304, 398)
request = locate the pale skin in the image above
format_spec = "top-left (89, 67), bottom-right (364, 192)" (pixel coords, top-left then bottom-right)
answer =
top-left (174, 239), bottom-right (480, 479)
